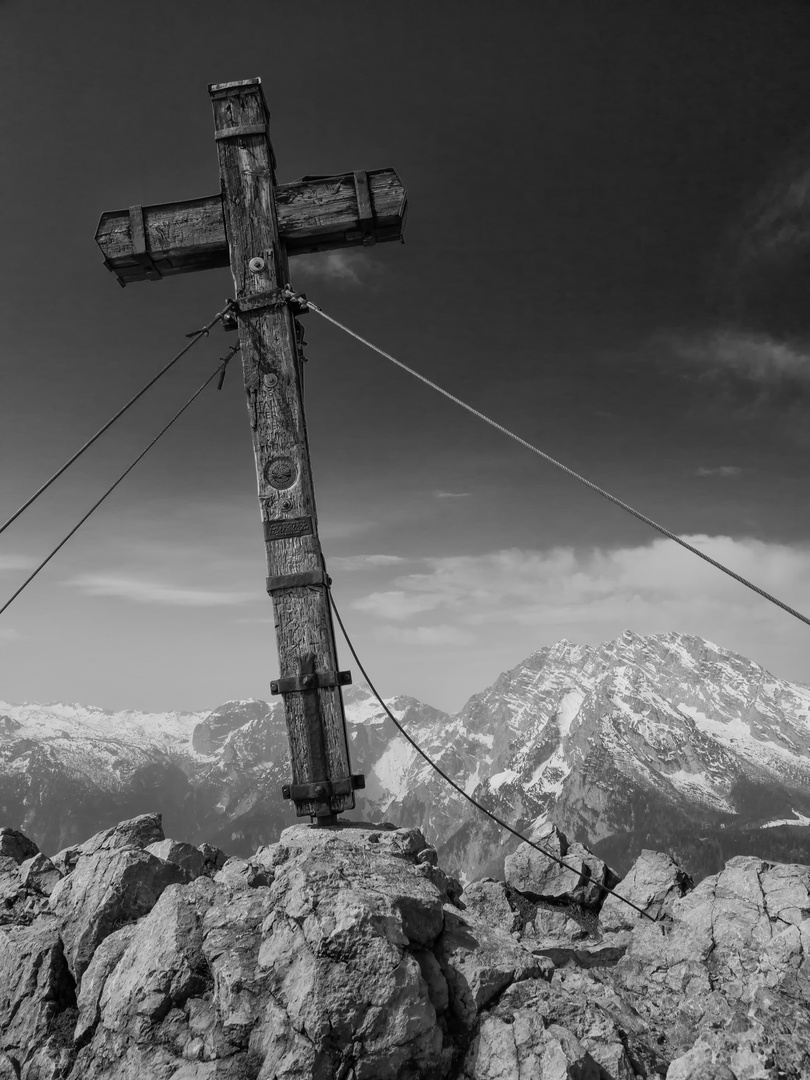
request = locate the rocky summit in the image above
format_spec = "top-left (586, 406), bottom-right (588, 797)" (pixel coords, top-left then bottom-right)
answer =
top-left (3, 632), bottom-right (810, 886)
top-left (1, 813), bottom-right (809, 1079)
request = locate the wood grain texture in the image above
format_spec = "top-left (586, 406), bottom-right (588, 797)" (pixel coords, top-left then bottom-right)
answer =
top-left (95, 170), bottom-right (407, 285)
top-left (210, 80), bottom-right (355, 818)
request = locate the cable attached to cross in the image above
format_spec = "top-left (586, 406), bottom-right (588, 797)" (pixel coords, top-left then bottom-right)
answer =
top-left (281, 287), bottom-right (810, 633)
top-left (0, 345), bottom-right (239, 617)
top-left (327, 587), bottom-right (660, 925)
top-left (0, 301), bottom-right (235, 540)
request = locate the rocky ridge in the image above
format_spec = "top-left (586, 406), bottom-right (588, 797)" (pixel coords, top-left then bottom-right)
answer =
top-left (1, 813), bottom-right (809, 1079)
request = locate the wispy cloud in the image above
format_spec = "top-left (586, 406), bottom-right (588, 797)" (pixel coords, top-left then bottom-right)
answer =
top-left (695, 465), bottom-right (742, 477)
top-left (354, 589), bottom-right (445, 621)
top-left (433, 490), bottom-right (471, 499)
top-left (330, 554), bottom-right (407, 572)
top-left (292, 250), bottom-right (374, 287)
top-left (667, 329), bottom-right (810, 383)
top-left (66, 574), bottom-right (257, 608)
top-left (0, 554), bottom-right (36, 573)
top-left (319, 518), bottom-right (379, 542)
top-left (350, 537), bottom-right (810, 681)
top-left (379, 624), bottom-right (475, 647)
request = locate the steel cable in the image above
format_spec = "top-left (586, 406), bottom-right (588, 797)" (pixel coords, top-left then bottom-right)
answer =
top-left (302, 296), bottom-right (810, 631)
top-left (0, 346), bottom-right (239, 617)
top-left (0, 302), bottom-right (233, 538)
top-left (328, 589), bottom-right (660, 925)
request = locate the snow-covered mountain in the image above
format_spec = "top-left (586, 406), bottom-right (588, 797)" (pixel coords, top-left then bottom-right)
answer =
top-left (367, 630), bottom-right (810, 880)
top-left (2, 630), bottom-right (810, 880)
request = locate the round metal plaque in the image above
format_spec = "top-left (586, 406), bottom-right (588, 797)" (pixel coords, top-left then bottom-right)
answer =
top-left (265, 457), bottom-right (297, 490)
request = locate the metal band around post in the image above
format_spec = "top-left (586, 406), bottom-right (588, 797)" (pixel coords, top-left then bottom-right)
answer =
top-left (270, 669), bottom-right (352, 695)
top-left (281, 774), bottom-right (366, 801)
top-left (236, 289), bottom-right (287, 314)
top-left (215, 123), bottom-right (268, 141)
top-left (128, 206), bottom-right (162, 280)
top-left (353, 171), bottom-right (376, 246)
top-left (266, 569), bottom-right (330, 593)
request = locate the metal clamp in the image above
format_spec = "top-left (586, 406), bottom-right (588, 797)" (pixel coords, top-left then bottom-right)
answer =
top-left (281, 285), bottom-right (310, 315)
top-left (215, 122), bottom-right (268, 141)
top-left (281, 774), bottom-right (366, 801)
top-left (270, 669), bottom-right (352, 695)
top-left (128, 206), bottom-right (162, 280)
top-left (235, 289), bottom-right (287, 314)
top-left (266, 570), bottom-right (331, 593)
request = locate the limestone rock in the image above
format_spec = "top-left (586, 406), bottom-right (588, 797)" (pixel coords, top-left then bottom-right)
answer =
top-left (0, 918), bottom-right (76, 1077)
top-left (0, 827), bottom-right (39, 864)
top-left (3, 815), bottom-right (810, 1079)
top-left (94, 878), bottom-right (216, 1042)
top-left (20, 852), bottom-right (62, 896)
top-left (0, 1053), bottom-right (17, 1080)
top-left (0, 853), bottom-right (51, 927)
top-left (0, 856), bottom-right (22, 905)
top-left (465, 1012), bottom-right (606, 1080)
top-left (197, 841), bottom-right (228, 871)
top-left (49, 846), bottom-right (186, 981)
top-left (62, 821), bottom-right (455, 1079)
top-left (613, 855), bottom-right (810, 1078)
top-left (436, 904), bottom-right (545, 1029)
top-left (666, 1042), bottom-right (738, 1079)
top-left (504, 824), bottom-right (619, 909)
top-left (53, 813), bottom-right (165, 875)
top-left (462, 878), bottom-right (524, 935)
top-left (145, 839), bottom-right (206, 879)
top-left (600, 848), bottom-right (693, 931)
top-left (74, 923), bottom-right (138, 1044)
top-left (212, 855), bottom-right (272, 888)
top-left (251, 823), bottom-right (449, 1078)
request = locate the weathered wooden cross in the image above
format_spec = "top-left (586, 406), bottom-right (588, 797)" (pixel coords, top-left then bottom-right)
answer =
top-left (95, 78), bottom-right (407, 825)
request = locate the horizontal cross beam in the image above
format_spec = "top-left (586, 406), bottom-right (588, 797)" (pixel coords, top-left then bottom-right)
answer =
top-left (95, 168), bottom-right (407, 286)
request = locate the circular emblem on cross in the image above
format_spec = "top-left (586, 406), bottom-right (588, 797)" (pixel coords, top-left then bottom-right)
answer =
top-left (265, 457), bottom-right (297, 490)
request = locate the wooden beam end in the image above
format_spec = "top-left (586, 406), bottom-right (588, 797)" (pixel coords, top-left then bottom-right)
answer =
top-left (208, 77), bottom-right (262, 94)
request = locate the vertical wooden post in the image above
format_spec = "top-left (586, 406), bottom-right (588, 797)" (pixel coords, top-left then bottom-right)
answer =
top-left (209, 78), bottom-right (360, 823)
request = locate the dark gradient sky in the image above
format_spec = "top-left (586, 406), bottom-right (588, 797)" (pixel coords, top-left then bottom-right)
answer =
top-left (2, 1), bottom-right (810, 712)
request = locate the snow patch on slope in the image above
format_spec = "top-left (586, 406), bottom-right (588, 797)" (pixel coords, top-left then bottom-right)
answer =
top-left (762, 811), bottom-right (810, 829)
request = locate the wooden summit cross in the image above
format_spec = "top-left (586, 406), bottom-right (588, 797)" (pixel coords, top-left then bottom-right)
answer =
top-left (95, 78), bottom-right (407, 825)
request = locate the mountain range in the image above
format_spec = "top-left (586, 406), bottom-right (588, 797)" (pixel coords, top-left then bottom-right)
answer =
top-left (3, 629), bottom-right (810, 881)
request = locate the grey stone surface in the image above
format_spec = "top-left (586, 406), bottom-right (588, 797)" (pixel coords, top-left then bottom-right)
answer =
top-left (2, 817), bottom-right (809, 1079)
top-left (49, 846), bottom-right (186, 981)
top-left (600, 848), bottom-right (693, 931)
top-left (20, 852), bottom-right (62, 896)
top-left (504, 824), bottom-right (619, 909)
top-left (145, 838), bottom-right (206, 879)
top-left (52, 813), bottom-right (165, 876)
top-left (436, 905), bottom-right (544, 1029)
top-left (0, 827), bottom-right (39, 864)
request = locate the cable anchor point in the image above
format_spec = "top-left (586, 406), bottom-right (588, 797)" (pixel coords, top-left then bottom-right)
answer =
top-left (281, 284), bottom-right (311, 315)
top-left (216, 342), bottom-right (241, 390)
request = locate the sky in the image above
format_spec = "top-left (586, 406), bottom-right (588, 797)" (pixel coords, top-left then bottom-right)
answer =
top-left (3, 1), bottom-right (810, 714)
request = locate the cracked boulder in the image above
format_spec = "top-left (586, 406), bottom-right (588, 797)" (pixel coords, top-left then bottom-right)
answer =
top-left (437, 904), bottom-right (551, 1031)
top-left (49, 846), bottom-right (187, 981)
top-left (4, 815), bottom-right (810, 1080)
top-left (504, 824), bottom-right (620, 908)
top-left (0, 827), bottom-right (39, 864)
top-left (0, 917), bottom-right (77, 1078)
top-left (144, 838), bottom-right (206, 878)
top-left (613, 855), bottom-right (810, 1077)
top-left (599, 849), bottom-right (693, 931)
top-left (52, 813), bottom-right (165, 876)
top-left (20, 852), bottom-right (62, 896)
